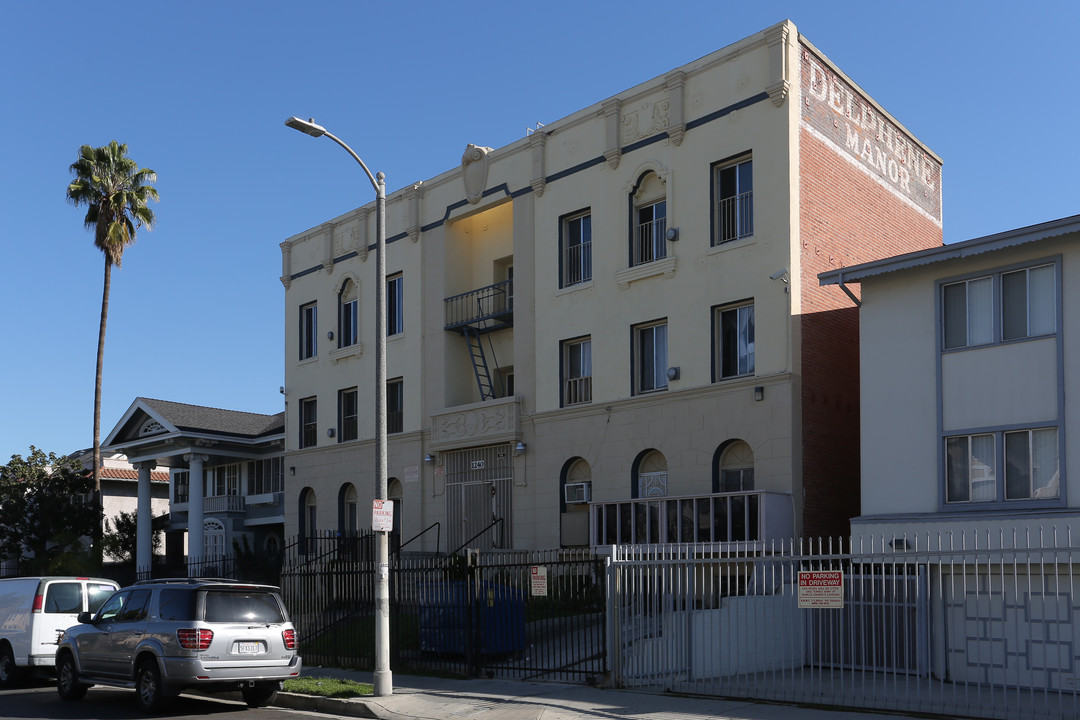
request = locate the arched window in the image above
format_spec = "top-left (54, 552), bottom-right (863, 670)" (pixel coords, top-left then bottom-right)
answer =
top-left (338, 483), bottom-right (358, 536)
top-left (338, 278), bottom-right (358, 348)
top-left (560, 458), bottom-right (592, 547)
top-left (203, 518), bottom-right (226, 561)
top-left (388, 478), bottom-right (403, 536)
top-left (629, 171), bottom-right (667, 267)
top-left (633, 450), bottom-right (668, 498)
top-left (716, 441), bottom-right (755, 492)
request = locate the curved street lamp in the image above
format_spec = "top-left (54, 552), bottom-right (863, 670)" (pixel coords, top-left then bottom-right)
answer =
top-left (285, 117), bottom-right (391, 697)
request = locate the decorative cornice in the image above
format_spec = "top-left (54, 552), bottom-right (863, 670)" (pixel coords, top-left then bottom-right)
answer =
top-left (529, 131), bottom-right (547, 197)
top-left (665, 71), bottom-right (686, 146)
top-left (279, 242), bottom-right (292, 289)
top-left (614, 256), bottom-right (678, 289)
top-left (354, 209), bottom-right (370, 262)
top-left (765, 23), bottom-right (790, 107)
top-left (429, 398), bottom-right (520, 450)
top-left (461, 144), bottom-right (494, 205)
top-left (321, 223), bottom-right (336, 273)
top-left (602, 99), bottom-right (622, 169)
top-left (406, 183), bottom-right (423, 243)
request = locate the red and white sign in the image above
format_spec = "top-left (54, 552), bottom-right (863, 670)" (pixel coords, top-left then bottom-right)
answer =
top-left (372, 499), bottom-right (394, 532)
top-left (530, 565), bottom-right (548, 597)
top-left (798, 570), bottom-right (844, 608)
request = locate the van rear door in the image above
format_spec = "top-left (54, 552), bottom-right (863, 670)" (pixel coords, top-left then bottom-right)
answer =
top-left (29, 579), bottom-right (119, 668)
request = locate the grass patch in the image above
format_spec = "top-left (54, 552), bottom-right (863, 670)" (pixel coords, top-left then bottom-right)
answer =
top-left (282, 676), bottom-right (373, 698)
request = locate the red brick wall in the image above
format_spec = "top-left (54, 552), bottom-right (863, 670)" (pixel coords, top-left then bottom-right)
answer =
top-left (798, 129), bottom-right (942, 539)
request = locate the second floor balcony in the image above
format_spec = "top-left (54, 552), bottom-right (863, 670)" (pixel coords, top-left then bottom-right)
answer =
top-left (444, 279), bottom-right (513, 333)
top-left (590, 490), bottom-right (794, 549)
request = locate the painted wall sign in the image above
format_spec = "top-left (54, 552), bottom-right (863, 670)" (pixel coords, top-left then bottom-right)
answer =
top-left (800, 45), bottom-right (942, 221)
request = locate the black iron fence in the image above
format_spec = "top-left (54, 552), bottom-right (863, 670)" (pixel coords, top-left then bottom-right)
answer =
top-left (281, 542), bottom-right (606, 683)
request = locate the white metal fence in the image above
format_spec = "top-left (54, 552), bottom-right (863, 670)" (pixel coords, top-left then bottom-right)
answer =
top-left (606, 530), bottom-right (1080, 720)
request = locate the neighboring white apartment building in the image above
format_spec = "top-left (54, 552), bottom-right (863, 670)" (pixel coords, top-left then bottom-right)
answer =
top-left (102, 398), bottom-right (286, 571)
top-left (281, 20), bottom-right (944, 553)
top-left (821, 214), bottom-right (1079, 545)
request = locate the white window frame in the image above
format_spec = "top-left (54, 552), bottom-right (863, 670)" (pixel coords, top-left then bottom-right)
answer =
top-left (715, 302), bottom-right (755, 380)
top-left (941, 261), bottom-right (1056, 351)
top-left (299, 302), bottom-right (318, 360)
top-left (562, 337), bottom-right (592, 406)
top-left (713, 155), bottom-right (753, 245)
top-left (633, 320), bottom-right (668, 395)
top-left (387, 273), bottom-right (403, 336)
top-left (944, 426), bottom-right (1060, 505)
top-left (561, 210), bottom-right (592, 287)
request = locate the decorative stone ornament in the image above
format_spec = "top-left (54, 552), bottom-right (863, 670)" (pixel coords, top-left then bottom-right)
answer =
top-left (461, 144), bottom-right (494, 204)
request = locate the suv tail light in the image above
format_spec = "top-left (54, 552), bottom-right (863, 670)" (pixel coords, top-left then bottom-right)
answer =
top-left (177, 628), bottom-right (214, 650)
top-left (282, 629), bottom-right (297, 650)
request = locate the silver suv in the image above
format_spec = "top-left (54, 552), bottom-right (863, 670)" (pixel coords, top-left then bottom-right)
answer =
top-left (55, 578), bottom-right (301, 712)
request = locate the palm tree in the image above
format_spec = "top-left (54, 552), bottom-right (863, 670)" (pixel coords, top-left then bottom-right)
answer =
top-left (66, 141), bottom-right (159, 493)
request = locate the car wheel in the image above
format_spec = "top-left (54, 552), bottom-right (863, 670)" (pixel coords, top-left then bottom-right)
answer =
top-left (135, 659), bottom-right (165, 713)
top-left (241, 681), bottom-right (280, 708)
top-left (0, 643), bottom-right (22, 688)
top-left (56, 652), bottom-right (88, 701)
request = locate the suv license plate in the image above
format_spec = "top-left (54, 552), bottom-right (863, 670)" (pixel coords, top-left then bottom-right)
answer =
top-left (237, 642), bottom-right (261, 654)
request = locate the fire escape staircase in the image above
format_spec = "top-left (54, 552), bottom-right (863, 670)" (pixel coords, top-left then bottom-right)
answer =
top-left (444, 280), bottom-right (513, 401)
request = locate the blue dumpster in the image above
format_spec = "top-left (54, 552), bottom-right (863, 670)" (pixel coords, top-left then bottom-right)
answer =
top-left (418, 580), bottom-right (525, 655)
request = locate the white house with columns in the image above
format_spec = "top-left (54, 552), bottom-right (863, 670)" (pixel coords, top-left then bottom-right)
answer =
top-left (102, 398), bottom-right (285, 574)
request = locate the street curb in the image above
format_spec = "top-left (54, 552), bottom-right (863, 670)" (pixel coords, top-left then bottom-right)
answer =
top-left (273, 691), bottom-right (384, 718)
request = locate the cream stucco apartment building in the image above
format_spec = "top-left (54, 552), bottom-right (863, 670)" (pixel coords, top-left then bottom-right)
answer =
top-left (280, 20), bottom-right (943, 553)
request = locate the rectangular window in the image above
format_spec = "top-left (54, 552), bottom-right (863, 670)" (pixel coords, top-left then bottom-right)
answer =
top-left (299, 397), bottom-right (317, 449)
top-left (387, 379), bottom-right (403, 434)
top-left (208, 464), bottom-right (239, 496)
top-left (387, 274), bottom-right (403, 336)
top-left (174, 470), bottom-right (189, 504)
top-left (946, 427), bottom-right (1059, 503)
top-left (634, 321), bottom-right (668, 394)
top-left (942, 263), bottom-right (1055, 350)
top-left (562, 337), bottom-right (592, 406)
top-left (299, 302), bottom-right (318, 360)
top-left (713, 156), bottom-right (753, 244)
top-left (716, 303), bottom-right (755, 379)
top-left (1005, 428), bottom-right (1059, 500)
top-left (561, 210), bottom-right (592, 287)
top-left (632, 200), bottom-right (666, 266)
top-left (339, 298), bottom-right (357, 348)
top-left (339, 388), bottom-right (358, 442)
top-left (247, 458), bottom-right (283, 495)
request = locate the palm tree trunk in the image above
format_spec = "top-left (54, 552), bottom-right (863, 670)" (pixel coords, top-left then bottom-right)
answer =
top-left (93, 255), bottom-right (110, 559)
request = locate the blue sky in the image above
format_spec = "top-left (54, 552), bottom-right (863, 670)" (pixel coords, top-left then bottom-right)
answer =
top-left (1, 1), bottom-right (1076, 462)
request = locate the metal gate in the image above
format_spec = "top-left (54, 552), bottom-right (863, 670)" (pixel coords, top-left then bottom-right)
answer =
top-left (444, 445), bottom-right (512, 551)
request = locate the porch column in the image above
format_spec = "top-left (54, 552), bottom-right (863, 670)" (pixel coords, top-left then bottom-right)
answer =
top-left (132, 461), bottom-right (156, 574)
top-left (184, 453), bottom-right (208, 575)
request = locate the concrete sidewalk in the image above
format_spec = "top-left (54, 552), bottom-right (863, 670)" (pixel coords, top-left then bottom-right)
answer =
top-left (279, 667), bottom-right (944, 720)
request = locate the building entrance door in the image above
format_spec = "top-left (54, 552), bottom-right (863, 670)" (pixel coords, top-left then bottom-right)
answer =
top-left (444, 444), bottom-right (512, 551)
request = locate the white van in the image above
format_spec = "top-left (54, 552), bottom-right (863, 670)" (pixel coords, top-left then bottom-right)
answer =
top-left (0, 576), bottom-right (119, 686)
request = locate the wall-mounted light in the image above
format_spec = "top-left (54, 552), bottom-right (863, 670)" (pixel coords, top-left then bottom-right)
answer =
top-left (289, 466), bottom-right (296, 476)
top-left (666, 366), bottom-right (680, 381)
top-left (665, 227), bottom-right (679, 241)
top-left (326, 428), bottom-right (336, 438)
top-left (424, 453), bottom-right (439, 465)
top-left (514, 441), bottom-right (527, 456)
top-left (279, 386), bottom-right (285, 395)
top-left (754, 386), bottom-right (765, 402)
top-left (327, 330), bottom-right (335, 340)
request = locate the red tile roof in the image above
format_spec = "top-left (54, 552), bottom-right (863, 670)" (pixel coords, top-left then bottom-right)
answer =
top-left (100, 468), bottom-right (169, 483)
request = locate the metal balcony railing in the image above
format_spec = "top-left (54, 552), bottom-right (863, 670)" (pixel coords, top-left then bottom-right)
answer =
top-left (444, 279), bottom-right (513, 332)
top-left (632, 217), bottom-right (667, 266)
top-left (714, 190), bottom-right (753, 244)
top-left (590, 490), bottom-right (793, 547)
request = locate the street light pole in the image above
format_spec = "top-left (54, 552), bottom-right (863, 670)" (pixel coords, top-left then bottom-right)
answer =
top-left (285, 117), bottom-right (392, 697)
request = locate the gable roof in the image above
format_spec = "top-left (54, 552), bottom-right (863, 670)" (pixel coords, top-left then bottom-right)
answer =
top-left (103, 397), bottom-right (284, 451)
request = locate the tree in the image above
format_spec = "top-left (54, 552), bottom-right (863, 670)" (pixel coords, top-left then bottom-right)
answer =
top-left (66, 141), bottom-right (159, 493)
top-left (101, 510), bottom-right (167, 564)
top-left (0, 448), bottom-right (99, 575)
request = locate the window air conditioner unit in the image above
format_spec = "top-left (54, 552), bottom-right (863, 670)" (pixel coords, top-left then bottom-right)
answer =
top-left (564, 482), bottom-right (591, 504)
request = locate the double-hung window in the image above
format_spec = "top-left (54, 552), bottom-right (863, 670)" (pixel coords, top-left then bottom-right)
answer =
top-left (561, 210), bottom-right (592, 287)
top-left (387, 379), bottom-right (403, 434)
top-left (713, 156), bottom-right (753, 244)
top-left (299, 397), bottom-right (317, 449)
top-left (338, 280), bottom-right (358, 348)
top-left (946, 427), bottom-right (1059, 503)
top-left (562, 337), bottom-right (592, 406)
top-left (942, 263), bottom-right (1056, 349)
top-left (338, 388), bottom-right (358, 442)
top-left (633, 200), bottom-right (666, 266)
top-left (299, 302), bottom-right (318, 360)
top-left (715, 303), bottom-right (755, 379)
top-left (387, 273), bottom-right (403, 336)
top-left (634, 320), bottom-right (668, 394)
top-left (247, 458), bottom-right (283, 495)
